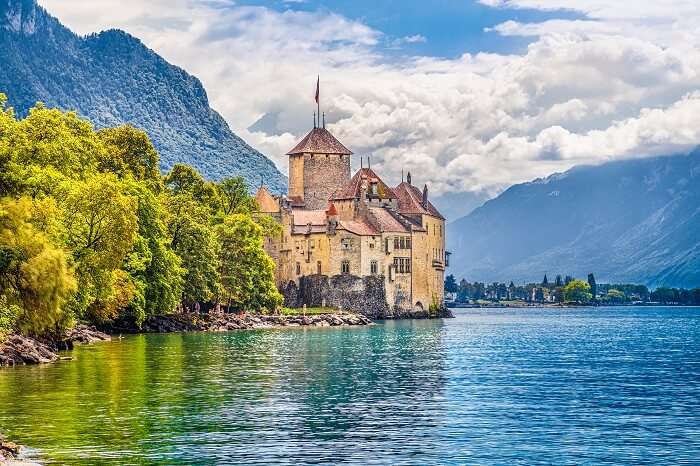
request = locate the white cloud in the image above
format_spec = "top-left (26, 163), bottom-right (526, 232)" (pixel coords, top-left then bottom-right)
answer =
top-left (37, 0), bottom-right (700, 199)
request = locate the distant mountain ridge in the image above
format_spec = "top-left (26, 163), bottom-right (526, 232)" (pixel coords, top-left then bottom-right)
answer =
top-left (447, 149), bottom-right (700, 288)
top-left (0, 0), bottom-right (286, 193)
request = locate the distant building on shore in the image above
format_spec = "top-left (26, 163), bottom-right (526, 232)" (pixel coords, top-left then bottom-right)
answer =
top-left (256, 111), bottom-right (446, 317)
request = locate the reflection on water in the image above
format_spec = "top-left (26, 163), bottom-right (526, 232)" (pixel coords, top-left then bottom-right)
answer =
top-left (1, 307), bottom-right (700, 464)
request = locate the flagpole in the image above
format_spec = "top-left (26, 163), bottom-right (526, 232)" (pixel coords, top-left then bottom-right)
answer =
top-left (317, 76), bottom-right (320, 129)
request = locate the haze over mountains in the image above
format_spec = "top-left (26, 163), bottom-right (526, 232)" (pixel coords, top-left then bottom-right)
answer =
top-left (448, 149), bottom-right (700, 289)
top-left (0, 0), bottom-right (286, 193)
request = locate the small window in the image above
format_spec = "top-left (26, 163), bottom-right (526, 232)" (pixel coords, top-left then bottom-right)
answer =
top-left (341, 260), bottom-right (350, 274)
top-left (370, 260), bottom-right (378, 275)
top-left (394, 237), bottom-right (400, 250)
top-left (296, 262), bottom-right (301, 275)
top-left (317, 261), bottom-right (322, 275)
top-left (406, 238), bottom-right (412, 249)
top-left (399, 237), bottom-right (405, 249)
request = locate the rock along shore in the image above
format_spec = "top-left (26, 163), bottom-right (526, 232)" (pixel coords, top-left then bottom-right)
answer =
top-left (0, 313), bottom-right (372, 367)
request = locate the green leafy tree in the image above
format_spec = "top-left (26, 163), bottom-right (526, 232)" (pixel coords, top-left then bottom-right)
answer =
top-left (217, 177), bottom-right (256, 216)
top-left (61, 174), bottom-right (138, 321)
top-left (564, 279), bottom-right (592, 303)
top-left (0, 197), bottom-right (77, 336)
top-left (163, 191), bottom-right (221, 306)
top-left (444, 274), bottom-right (458, 293)
top-left (216, 214), bottom-right (282, 312)
top-left (5, 104), bottom-right (102, 197)
top-left (165, 163), bottom-right (219, 209)
top-left (97, 125), bottom-right (161, 188)
top-left (122, 181), bottom-right (184, 325)
top-left (606, 289), bottom-right (626, 304)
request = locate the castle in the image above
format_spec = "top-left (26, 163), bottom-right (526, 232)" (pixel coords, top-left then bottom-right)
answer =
top-left (256, 118), bottom-right (447, 318)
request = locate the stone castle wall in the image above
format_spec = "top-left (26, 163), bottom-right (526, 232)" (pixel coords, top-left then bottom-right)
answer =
top-left (281, 274), bottom-right (389, 319)
top-left (303, 153), bottom-right (350, 210)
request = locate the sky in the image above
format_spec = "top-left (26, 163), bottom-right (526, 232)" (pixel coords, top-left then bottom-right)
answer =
top-left (38, 0), bottom-right (700, 200)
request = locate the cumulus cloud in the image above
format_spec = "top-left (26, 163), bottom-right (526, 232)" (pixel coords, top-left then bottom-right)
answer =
top-left (38, 0), bottom-right (700, 198)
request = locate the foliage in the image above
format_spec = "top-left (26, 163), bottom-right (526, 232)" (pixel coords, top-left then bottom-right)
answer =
top-left (216, 214), bottom-right (282, 312)
top-left (97, 125), bottom-right (161, 187)
top-left (281, 307), bottom-right (336, 316)
top-left (0, 197), bottom-right (76, 336)
top-left (0, 295), bottom-right (20, 343)
top-left (217, 177), bottom-right (256, 216)
top-left (563, 280), bottom-right (592, 303)
top-left (0, 10), bottom-right (287, 192)
top-left (444, 274), bottom-right (458, 293)
top-left (0, 99), bottom-right (284, 337)
top-left (163, 181), bottom-right (221, 306)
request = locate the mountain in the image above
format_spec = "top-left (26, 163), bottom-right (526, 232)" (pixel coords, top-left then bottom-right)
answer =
top-left (0, 0), bottom-right (286, 193)
top-left (447, 149), bottom-right (700, 289)
top-left (432, 190), bottom-right (492, 224)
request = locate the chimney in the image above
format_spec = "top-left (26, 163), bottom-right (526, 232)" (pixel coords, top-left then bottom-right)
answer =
top-left (422, 184), bottom-right (429, 209)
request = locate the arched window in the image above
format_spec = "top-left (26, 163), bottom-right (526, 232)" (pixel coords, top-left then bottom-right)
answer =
top-left (341, 260), bottom-right (350, 274)
top-left (317, 261), bottom-right (322, 275)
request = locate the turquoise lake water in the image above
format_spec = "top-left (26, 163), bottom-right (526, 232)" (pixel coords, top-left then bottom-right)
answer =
top-left (1, 306), bottom-right (699, 464)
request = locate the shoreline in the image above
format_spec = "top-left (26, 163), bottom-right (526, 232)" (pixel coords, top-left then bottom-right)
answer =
top-left (0, 312), bottom-right (373, 368)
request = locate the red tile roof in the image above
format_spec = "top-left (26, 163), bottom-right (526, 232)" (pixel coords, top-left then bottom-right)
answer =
top-left (286, 127), bottom-right (353, 156)
top-left (393, 182), bottom-right (445, 220)
top-left (368, 207), bottom-right (410, 232)
top-left (292, 209), bottom-right (327, 226)
top-left (291, 209), bottom-right (328, 235)
top-left (338, 220), bottom-right (379, 236)
top-left (331, 168), bottom-right (397, 201)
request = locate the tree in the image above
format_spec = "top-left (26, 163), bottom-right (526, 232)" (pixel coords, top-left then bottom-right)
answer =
top-left (587, 273), bottom-right (597, 300)
top-left (217, 177), bottom-right (256, 216)
top-left (444, 274), bottom-right (458, 293)
top-left (97, 125), bottom-right (161, 187)
top-left (606, 289), bottom-right (625, 304)
top-left (0, 198), bottom-right (76, 336)
top-left (61, 174), bottom-right (138, 321)
top-left (216, 214), bottom-right (282, 312)
top-left (121, 181), bottom-right (184, 325)
top-left (564, 279), bottom-right (592, 303)
top-left (163, 190), bottom-right (221, 306)
top-left (165, 163), bottom-right (219, 209)
top-left (5, 104), bottom-right (101, 197)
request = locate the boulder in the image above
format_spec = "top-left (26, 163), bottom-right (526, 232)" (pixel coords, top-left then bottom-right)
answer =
top-left (0, 335), bottom-right (59, 366)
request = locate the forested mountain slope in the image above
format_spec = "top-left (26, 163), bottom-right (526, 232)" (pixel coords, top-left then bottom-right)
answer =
top-left (0, 0), bottom-right (286, 192)
top-left (448, 149), bottom-right (700, 288)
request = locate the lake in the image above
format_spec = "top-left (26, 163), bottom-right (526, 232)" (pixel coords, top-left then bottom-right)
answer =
top-left (1, 307), bottom-right (699, 464)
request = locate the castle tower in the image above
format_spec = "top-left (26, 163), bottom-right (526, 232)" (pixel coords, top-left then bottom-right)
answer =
top-left (287, 126), bottom-right (353, 210)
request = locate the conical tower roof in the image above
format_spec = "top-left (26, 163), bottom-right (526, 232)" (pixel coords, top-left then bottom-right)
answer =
top-left (286, 127), bottom-right (352, 156)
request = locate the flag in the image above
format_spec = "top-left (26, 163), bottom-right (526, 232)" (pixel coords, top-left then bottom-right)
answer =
top-left (315, 76), bottom-right (319, 104)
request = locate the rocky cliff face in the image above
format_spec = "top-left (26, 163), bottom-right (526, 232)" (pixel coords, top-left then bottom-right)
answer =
top-left (0, 0), bottom-right (286, 192)
top-left (447, 148), bottom-right (700, 288)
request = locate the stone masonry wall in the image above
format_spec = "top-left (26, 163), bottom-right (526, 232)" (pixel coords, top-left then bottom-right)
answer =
top-left (303, 153), bottom-right (350, 210)
top-left (281, 274), bottom-right (390, 319)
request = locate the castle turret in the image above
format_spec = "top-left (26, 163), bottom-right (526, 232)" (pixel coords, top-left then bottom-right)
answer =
top-left (287, 126), bottom-right (352, 210)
